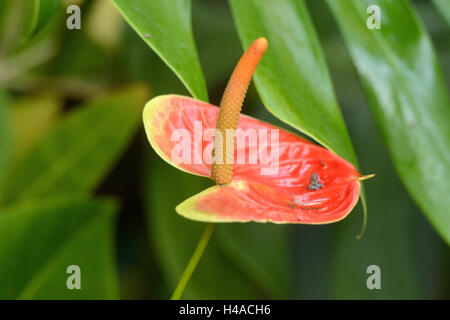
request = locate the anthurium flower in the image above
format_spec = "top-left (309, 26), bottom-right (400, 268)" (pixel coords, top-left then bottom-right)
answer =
top-left (143, 38), bottom-right (372, 224)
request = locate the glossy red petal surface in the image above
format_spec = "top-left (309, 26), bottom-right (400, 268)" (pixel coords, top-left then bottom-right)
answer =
top-left (144, 95), bottom-right (361, 224)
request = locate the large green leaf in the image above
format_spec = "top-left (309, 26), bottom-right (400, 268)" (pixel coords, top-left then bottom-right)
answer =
top-left (329, 78), bottom-right (447, 298)
top-left (144, 155), bottom-right (289, 299)
top-left (331, 123), bottom-right (421, 299)
top-left (327, 0), bottom-right (450, 245)
top-left (229, 0), bottom-right (368, 237)
top-left (111, 0), bottom-right (208, 101)
top-left (0, 91), bottom-right (11, 183)
top-left (229, 0), bottom-right (358, 165)
top-left (1, 85), bottom-right (149, 204)
top-left (432, 0), bottom-right (450, 26)
top-left (120, 1), bottom-right (241, 96)
top-left (33, 0), bottom-right (60, 37)
top-left (0, 196), bottom-right (119, 299)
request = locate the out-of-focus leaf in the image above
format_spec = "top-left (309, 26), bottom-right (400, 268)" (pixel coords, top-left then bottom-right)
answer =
top-left (1, 85), bottom-right (150, 204)
top-left (192, 1), bottom-right (242, 89)
top-left (0, 37), bottom-right (58, 85)
top-left (11, 94), bottom-right (62, 160)
top-left (50, 30), bottom-right (113, 86)
top-left (432, 0), bottom-right (450, 26)
top-left (305, 9), bottom-right (448, 299)
top-left (0, 3), bottom-right (61, 86)
top-left (0, 0), bottom-right (59, 56)
top-left (0, 196), bottom-right (119, 299)
top-left (217, 224), bottom-right (289, 299)
top-left (0, 91), bottom-right (11, 183)
top-left (0, 0), bottom-right (35, 55)
top-left (327, 0), bottom-right (450, 245)
top-left (229, 0), bottom-right (358, 166)
top-left (111, 0), bottom-right (208, 101)
top-left (120, 1), bottom-right (240, 97)
top-left (331, 123), bottom-right (421, 299)
top-left (33, 0), bottom-right (60, 37)
top-left (144, 155), bottom-right (289, 299)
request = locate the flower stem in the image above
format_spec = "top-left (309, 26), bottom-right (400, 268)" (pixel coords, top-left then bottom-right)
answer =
top-left (170, 223), bottom-right (215, 300)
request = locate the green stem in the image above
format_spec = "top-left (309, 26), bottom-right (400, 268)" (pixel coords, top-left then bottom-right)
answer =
top-left (170, 223), bottom-right (215, 300)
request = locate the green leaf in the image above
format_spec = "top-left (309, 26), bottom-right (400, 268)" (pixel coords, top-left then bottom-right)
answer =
top-left (0, 91), bottom-right (11, 183)
top-left (144, 156), bottom-right (289, 299)
top-left (111, 0), bottom-right (208, 101)
top-left (86, 0), bottom-right (124, 50)
top-left (229, 0), bottom-right (358, 166)
top-left (0, 196), bottom-right (119, 299)
top-left (121, 27), bottom-right (190, 97)
top-left (432, 0), bottom-right (450, 26)
top-left (217, 224), bottom-right (289, 299)
top-left (229, 0), bottom-right (367, 236)
top-left (0, 0), bottom-right (59, 56)
top-left (33, 0), bottom-right (60, 37)
top-left (192, 1), bottom-right (242, 89)
top-left (0, 0), bottom-right (34, 55)
top-left (331, 126), bottom-right (421, 299)
top-left (1, 85), bottom-right (150, 204)
top-left (10, 94), bottom-right (62, 161)
top-left (327, 0), bottom-right (450, 245)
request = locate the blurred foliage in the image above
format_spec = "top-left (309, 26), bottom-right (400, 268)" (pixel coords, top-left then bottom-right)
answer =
top-left (10, 94), bottom-right (62, 161)
top-left (1, 85), bottom-right (148, 204)
top-left (432, 0), bottom-right (450, 26)
top-left (0, 91), bottom-right (11, 182)
top-left (0, 196), bottom-right (119, 299)
top-left (0, 0), bottom-right (448, 300)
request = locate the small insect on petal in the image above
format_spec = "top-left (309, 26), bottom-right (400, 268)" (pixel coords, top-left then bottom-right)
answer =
top-left (307, 172), bottom-right (324, 191)
top-left (143, 94), bottom-right (369, 224)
